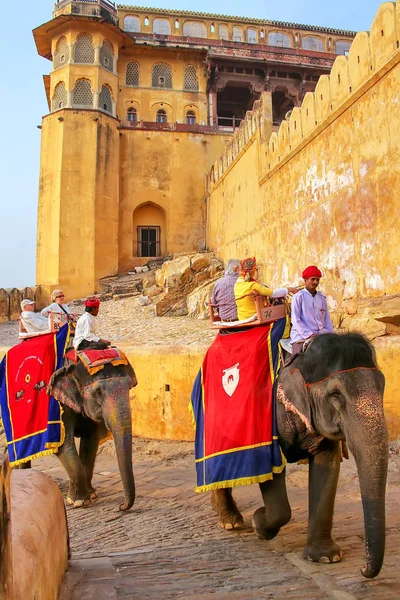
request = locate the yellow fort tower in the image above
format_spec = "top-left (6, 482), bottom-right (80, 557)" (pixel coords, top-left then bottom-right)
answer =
top-left (33, 0), bottom-right (354, 298)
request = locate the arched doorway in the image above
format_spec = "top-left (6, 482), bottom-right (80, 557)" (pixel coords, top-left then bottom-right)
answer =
top-left (132, 202), bottom-right (166, 258)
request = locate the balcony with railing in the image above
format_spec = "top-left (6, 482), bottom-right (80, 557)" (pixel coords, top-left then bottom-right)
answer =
top-left (54, 0), bottom-right (118, 25)
top-left (216, 116), bottom-right (242, 131)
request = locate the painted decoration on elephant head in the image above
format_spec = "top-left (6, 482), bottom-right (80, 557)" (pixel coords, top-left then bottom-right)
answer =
top-left (222, 363), bottom-right (240, 397)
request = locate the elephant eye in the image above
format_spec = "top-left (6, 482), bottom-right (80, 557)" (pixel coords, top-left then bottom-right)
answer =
top-left (327, 389), bottom-right (341, 399)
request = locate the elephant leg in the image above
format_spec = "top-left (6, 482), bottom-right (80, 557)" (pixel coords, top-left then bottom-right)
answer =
top-left (252, 469), bottom-right (291, 540)
top-left (303, 441), bottom-right (342, 564)
top-left (79, 429), bottom-right (100, 500)
top-left (57, 433), bottom-right (92, 508)
top-left (211, 488), bottom-right (244, 530)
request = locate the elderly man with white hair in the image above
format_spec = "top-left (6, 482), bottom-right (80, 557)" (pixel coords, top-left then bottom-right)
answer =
top-left (20, 299), bottom-right (49, 333)
top-left (211, 258), bottom-right (241, 322)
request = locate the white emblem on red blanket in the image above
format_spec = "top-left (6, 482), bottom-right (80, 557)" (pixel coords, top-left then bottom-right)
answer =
top-left (222, 363), bottom-right (240, 397)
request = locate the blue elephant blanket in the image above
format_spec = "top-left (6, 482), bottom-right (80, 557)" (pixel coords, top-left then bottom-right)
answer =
top-left (0, 324), bottom-right (69, 466)
top-left (190, 318), bottom-right (286, 492)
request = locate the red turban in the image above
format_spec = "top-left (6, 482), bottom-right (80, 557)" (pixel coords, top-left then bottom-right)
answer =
top-left (302, 265), bottom-right (322, 279)
top-left (84, 297), bottom-right (100, 308)
top-left (241, 257), bottom-right (257, 272)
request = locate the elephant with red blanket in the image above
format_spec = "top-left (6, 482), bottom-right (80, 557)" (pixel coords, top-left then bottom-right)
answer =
top-left (211, 333), bottom-right (388, 579)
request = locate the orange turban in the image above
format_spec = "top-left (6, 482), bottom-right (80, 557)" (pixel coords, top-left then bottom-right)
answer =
top-left (241, 257), bottom-right (257, 272)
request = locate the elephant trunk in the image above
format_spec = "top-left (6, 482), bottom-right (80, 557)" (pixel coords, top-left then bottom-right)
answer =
top-left (343, 378), bottom-right (388, 579)
top-left (103, 381), bottom-right (135, 511)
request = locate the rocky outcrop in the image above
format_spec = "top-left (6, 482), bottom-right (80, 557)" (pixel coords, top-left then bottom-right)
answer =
top-left (187, 278), bottom-right (221, 319)
top-left (336, 294), bottom-right (400, 340)
top-left (149, 253), bottom-right (223, 317)
top-left (0, 461), bottom-right (69, 600)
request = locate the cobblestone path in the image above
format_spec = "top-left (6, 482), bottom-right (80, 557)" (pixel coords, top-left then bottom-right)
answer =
top-left (31, 439), bottom-right (400, 600)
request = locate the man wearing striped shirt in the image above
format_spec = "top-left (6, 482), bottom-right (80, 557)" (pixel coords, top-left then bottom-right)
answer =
top-left (211, 259), bottom-right (241, 321)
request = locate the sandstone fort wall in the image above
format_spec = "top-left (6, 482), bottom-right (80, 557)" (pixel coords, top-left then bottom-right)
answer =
top-left (207, 2), bottom-right (400, 306)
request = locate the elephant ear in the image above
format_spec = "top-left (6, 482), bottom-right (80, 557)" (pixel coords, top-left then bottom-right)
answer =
top-left (278, 365), bottom-right (313, 433)
top-left (125, 362), bottom-right (138, 389)
top-left (48, 364), bottom-right (83, 414)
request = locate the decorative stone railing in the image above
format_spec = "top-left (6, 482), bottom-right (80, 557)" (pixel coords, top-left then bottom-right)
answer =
top-left (53, 0), bottom-right (118, 24)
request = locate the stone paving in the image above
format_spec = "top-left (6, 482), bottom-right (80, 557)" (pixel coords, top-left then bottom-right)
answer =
top-left (28, 438), bottom-right (400, 600)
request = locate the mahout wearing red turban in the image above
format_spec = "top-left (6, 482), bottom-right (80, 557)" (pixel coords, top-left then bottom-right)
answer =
top-left (302, 265), bottom-right (322, 279)
top-left (84, 297), bottom-right (100, 308)
top-left (241, 257), bottom-right (257, 272)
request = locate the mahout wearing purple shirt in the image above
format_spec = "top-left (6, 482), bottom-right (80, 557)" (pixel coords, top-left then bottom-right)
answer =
top-left (289, 265), bottom-right (333, 356)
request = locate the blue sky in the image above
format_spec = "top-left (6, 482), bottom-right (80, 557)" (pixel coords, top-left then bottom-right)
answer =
top-left (0, 0), bottom-right (382, 288)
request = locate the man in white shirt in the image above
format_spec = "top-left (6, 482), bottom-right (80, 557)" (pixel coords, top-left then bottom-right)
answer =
top-left (73, 297), bottom-right (111, 351)
top-left (289, 265), bottom-right (333, 356)
top-left (20, 299), bottom-right (49, 333)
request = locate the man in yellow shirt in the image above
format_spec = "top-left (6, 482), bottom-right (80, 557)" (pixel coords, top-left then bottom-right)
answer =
top-left (234, 257), bottom-right (298, 320)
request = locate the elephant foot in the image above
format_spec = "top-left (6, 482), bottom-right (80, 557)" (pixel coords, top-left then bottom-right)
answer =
top-left (88, 486), bottom-right (97, 500)
top-left (211, 489), bottom-right (244, 531)
top-left (67, 496), bottom-right (91, 508)
top-left (252, 506), bottom-right (284, 540)
top-left (303, 541), bottom-right (342, 564)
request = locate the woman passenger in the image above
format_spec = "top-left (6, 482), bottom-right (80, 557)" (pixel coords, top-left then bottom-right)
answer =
top-left (234, 257), bottom-right (298, 320)
top-left (41, 289), bottom-right (72, 324)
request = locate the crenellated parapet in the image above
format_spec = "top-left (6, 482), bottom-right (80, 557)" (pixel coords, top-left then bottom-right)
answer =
top-left (208, 1), bottom-right (400, 191)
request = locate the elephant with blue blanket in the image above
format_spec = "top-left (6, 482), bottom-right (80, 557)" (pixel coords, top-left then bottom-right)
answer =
top-left (211, 333), bottom-right (388, 579)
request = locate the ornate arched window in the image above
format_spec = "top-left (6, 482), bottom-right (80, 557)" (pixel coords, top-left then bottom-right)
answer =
top-left (268, 32), bottom-right (292, 48)
top-left (74, 33), bottom-right (95, 63)
top-left (152, 18), bottom-right (171, 35)
top-left (184, 66), bottom-right (198, 91)
top-left (124, 16), bottom-right (141, 32)
top-left (183, 21), bottom-right (207, 38)
top-left (218, 24), bottom-right (229, 40)
top-left (127, 107), bottom-right (137, 122)
top-left (335, 40), bottom-right (351, 55)
top-left (232, 27), bottom-right (243, 42)
top-left (151, 63), bottom-right (172, 89)
top-left (126, 62), bottom-right (140, 86)
top-left (302, 36), bottom-right (325, 51)
top-left (186, 110), bottom-right (196, 125)
top-left (156, 109), bottom-right (167, 123)
top-left (247, 29), bottom-right (257, 43)
top-left (53, 36), bottom-right (69, 70)
top-left (99, 85), bottom-right (113, 114)
top-left (52, 82), bottom-right (67, 111)
top-left (100, 40), bottom-right (113, 72)
top-left (72, 79), bottom-right (93, 108)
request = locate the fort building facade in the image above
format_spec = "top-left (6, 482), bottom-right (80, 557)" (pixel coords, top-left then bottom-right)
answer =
top-left (34, 0), bottom-right (354, 298)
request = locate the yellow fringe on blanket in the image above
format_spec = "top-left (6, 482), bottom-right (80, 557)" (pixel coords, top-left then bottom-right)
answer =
top-left (10, 447), bottom-right (61, 468)
top-left (195, 449), bottom-right (287, 493)
top-left (194, 460), bottom-right (286, 493)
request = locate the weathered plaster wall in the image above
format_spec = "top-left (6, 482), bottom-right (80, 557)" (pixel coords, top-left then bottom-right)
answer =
top-left (118, 129), bottom-right (228, 273)
top-left (37, 110), bottom-right (120, 299)
top-left (1, 341), bottom-right (399, 439)
top-left (37, 107), bottom-right (227, 299)
top-left (207, 2), bottom-right (400, 308)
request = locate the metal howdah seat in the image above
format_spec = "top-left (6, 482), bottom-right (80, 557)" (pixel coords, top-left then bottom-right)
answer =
top-left (209, 294), bottom-right (286, 330)
top-left (18, 311), bottom-right (63, 340)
